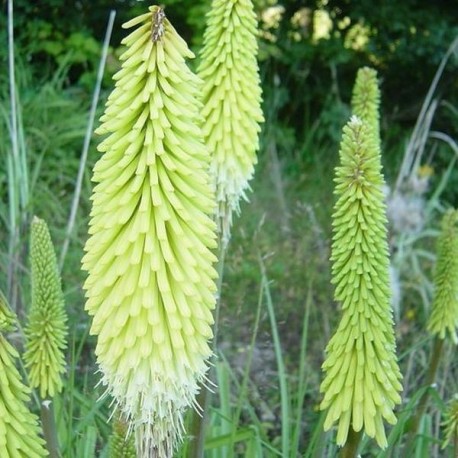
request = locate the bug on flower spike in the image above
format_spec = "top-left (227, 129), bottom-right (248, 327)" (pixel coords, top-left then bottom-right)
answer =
top-left (151, 6), bottom-right (166, 42)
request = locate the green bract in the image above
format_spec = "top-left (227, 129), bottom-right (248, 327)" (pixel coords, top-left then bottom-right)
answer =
top-left (0, 334), bottom-right (47, 457)
top-left (82, 6), bottom-right (218, 456)
top-left (24, 216), bottom-right (68, 399)
top-left (320, 116), bottom-right (402, 448)
top-left (427, 209), bottom-right (458, 343)
top-left (198, 0), bottom-right (264, 245)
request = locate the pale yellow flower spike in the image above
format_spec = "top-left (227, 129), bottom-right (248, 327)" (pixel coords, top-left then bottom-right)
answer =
top-left (198, 0), bottom-right (264, 246)
top-left (82, 6), bottom-right (218, 457)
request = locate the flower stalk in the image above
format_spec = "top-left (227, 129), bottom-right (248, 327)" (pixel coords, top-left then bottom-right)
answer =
top-left (82, 6), bottom-right (218, 456)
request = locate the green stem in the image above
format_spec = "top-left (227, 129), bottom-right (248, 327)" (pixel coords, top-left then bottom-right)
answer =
top-left (340, 428), bottom-right (363, 458)
top-left (407, 337), bottom-right (444, 449)
top-left (188, 238), bottom-right (227, 458)
top-left (41, 400), bottom-right (60, 458)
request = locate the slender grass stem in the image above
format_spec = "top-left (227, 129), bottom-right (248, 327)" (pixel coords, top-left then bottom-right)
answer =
top-left (228, 274), bottom-right (264, 458)
top-left (188, 237), bottom-right (227, 458)
top-left (259, 252), bottom-right (290, 458)
top-left (59, 10), bottom-right (116, 271)
top-left (340, 429), bottom-right (363, 458)
top-left (7, 0), bottom-right (20, 311)
top-left (41, 400), bottom-right (61, 458)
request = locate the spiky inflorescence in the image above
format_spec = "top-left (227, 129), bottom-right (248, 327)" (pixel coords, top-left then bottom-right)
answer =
top-left (24, 216), bottom-right (68, 399)
top-left (82, 6), bottom-right (218, 457)
top-left (351, 67), bottom-right (381, 152)
top-left (442, 397), bottom-right (458, 450)
top-left (427, 209), bottom-right (458, 343)
top-left (0, 332), bottom-right (47, 457)
top-left (198, 0), bottom-right (264, 246)
top-left (109, 417), bottom-right (137, 458)
top-left (320, 116), bottom-right (403, 448)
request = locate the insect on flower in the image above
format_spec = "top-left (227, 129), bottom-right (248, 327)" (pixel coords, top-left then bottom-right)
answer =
top-left (151, 6), bottom-right (166, 42)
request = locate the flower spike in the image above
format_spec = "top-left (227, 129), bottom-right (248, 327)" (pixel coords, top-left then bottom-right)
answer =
top-left (82, 6), bottom-right (218, 456)
top-left (24, 216), bottom-right (68, 399)
top-left (427, 209), bottom-right (458, 343)
top-left (320, 116), bottom-right (402, 449)
top-left (198, 0), bottom-right (264, 246)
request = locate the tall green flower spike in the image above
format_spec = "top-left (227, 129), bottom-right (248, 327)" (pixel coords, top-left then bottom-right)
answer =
top-left (24, 216), bottom-right (68, 399)
top-left (320, 116), bottom-right (402, 448)
top-left (427, 209), bottom-right (458, 343)
top-left (0, 333), bottom-right (47, 457)
top-left (82, 6), bottom-right (218, 456)
top-left (351, 67), bottom-right (381, 151)
top-left (198, 0), bottom-right (264, 246)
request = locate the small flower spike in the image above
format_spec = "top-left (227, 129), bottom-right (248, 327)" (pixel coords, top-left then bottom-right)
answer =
top-left (24, 216), bottom-right (68, 399)
top-left (198, 0), bottom-right (264, 246)
top-left (109, 416), bottom-right (136, 458)
top-left (427, 209), bottom-right (458, 343)
top-left (82, 6), bottom-right (218, 457)
top-left (320, 117), bottom-right (402, 449)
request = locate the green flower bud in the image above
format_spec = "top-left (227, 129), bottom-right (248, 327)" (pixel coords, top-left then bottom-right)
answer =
top-left (427, 209), bottom-right (458, 343)
top-left (24, 216), bottom-right (68, 399)
top-left (82, 6), bottom-right (218, 456)
top-left (351, 67), bottom-right (380, 152)
top-left (0, 334), bottom-right (47, 457)
top-left (109, 417), bottom-right (136, 458)
top-left (442, 396), bottom-right (458, 450)
top-left (198, 0), bottom-right (264, 246)
top-left (320, 116), bottom-right (402, 448)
